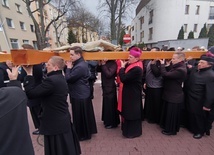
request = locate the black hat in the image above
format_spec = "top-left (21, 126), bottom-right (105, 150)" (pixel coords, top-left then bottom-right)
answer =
top-left (200, 54), bottom-right (214, 63)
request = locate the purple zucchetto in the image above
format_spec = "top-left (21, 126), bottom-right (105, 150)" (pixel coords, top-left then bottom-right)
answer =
top-left (129, 47), bottom-right (142, 58)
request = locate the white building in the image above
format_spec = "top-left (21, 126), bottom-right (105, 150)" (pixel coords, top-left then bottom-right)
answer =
top-left (131, 0), bottom-right (214, 48)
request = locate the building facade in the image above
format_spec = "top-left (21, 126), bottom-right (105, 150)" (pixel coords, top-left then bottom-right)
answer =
top-left (0, 0), bottom-right (69, 52)
top-left (131, 0), bottom-right (214, 48)
top-left (45, 3), bottom-right (68, 48)
top-left (0, 0), bottom-right (37, 51)
top-left (69, 25), bottom-right (99, 43)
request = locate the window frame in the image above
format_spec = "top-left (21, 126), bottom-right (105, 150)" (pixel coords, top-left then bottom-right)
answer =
top-left (196, 5), bottom-right (200, 15)
top-left (194, 24), bottom-right (198, 32)
top-left (185, 5), bottom-right (189, 14)
top-left (184, 24), bottom-right (188, 33)
top-left (2, 0), bottom-right (9, 7)
top-left (209, 6), bottom-right (214, 20)
top-left (30, 24), bottom-right (35, 32)
top-left (149, 27), bottom-right (153, 40)
top-left (149, 10), bottom-right (153, 24)
top-left (20, 21), bottom-right (26, 30)
top-left (10, 38), bottom-right (19, 49)
top-left (15, 3), bottom-right (22, 13)
top-left (6, 18), bottom-right (14, 28)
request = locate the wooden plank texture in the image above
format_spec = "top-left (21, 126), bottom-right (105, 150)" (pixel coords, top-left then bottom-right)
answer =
top-left (0, 49), bottom-right (207, 65)
top-left (0, 53), bottom-right (12, 62)
top-left (82, 51), bottom-right (206, 60)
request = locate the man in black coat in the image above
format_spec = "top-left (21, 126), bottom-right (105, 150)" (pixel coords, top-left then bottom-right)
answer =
top-left (0, 67), bottom-right (34, 155)
top-left (21, 44), bottom-right (43, 135)
top-left (0, 61), bottom-right (13, 88)
top-left (65, 46), bottom-right (97, 141)
top-left (159, 51), bottom-right (187, 135)
top-left (187, 55), bottom-right (214, 139)
top-left (119, 47), bottom-right (144, 138)
top-left (97, 60), bottom-right (120, 129)
top-left (23, 56), bottom-right (81, 155)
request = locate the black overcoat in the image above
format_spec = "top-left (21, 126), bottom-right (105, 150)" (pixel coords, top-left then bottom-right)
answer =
top-left (119, 65), bottom-right (143, 120)
top-left (97, 60), bottom-right (117, 97)
top-left (24, 70), bottom-right (71, 135)
top-left (160, 62), bottom-right (187, 103)
top-left (187, 67), bottom-right (214, 114)
top-left (0, 81), bottom-right (34, 155)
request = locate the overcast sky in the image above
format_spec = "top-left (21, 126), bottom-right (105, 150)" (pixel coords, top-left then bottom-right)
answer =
top-left (82, 0), bottom-right (99, 15)
top-left (81, 0), bottom-right (138, 26)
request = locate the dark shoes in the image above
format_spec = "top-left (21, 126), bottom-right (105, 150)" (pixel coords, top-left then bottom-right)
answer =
top-left (193, 134), bottom-right (203, 139)
top-left (32, 129), bottom-right (40, 135)
top-left (193, 131), bottom-right (210, 139)
top-left (161, 130), bottom-right (176, 136)
top-left (104, 125), bottom-right (118, 129)
top-left (105, 125), bottom-right (113, 129)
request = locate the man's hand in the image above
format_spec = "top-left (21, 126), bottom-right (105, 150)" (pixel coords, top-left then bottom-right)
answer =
top-left (6, 66), bottom-right (20, 80)
top-left (120, 60), bottom-right (128, 68)
top-left (159, 59), bottom-right (165, 65)
top-left (65, 61), bottom-right (73, 69)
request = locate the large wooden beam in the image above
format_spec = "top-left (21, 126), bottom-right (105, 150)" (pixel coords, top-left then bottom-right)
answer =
top-left (82, 51), bottom-right (206, 60)
top-left (0, 53), bottom-right (12, 62)
top-left (0, 49), bottom-right (207, 65)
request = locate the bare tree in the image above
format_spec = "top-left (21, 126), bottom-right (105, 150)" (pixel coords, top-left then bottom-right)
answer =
top-left (68, 5), bottom-right (104, 42)
top-left (52, 18), bottom-right (67, 46)
top-left (22, 0), bottom-right (77, 49)
top-left (98, 0), bottom-right (138, 43)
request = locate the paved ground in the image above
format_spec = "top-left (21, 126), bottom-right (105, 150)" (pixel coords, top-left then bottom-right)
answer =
top-left (28, 79), bottom-right (214, 155)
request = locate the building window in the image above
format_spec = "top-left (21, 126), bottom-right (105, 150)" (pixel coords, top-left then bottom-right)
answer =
top-left (23, 40), bottom-right (29, 44)
top-left (30, 24), bottom-right (34, 32)
top-left (15, 3), bottom-right (22, 13)
top-left (10, 39), bottom-right (19, 49)
top-left (132, 36), bottom-right (134, 41)
top-left (209, 6), bottom-right (214, 20)
top-left (194, 24), bottom-right (198, 32)
top-left (2, 0), bottom-right (9, 7)
top-left (140, 31), bottom-right (144, 42)
top-left (207, 24), bottom-right (212, 31)
top-left (140, 16), bottom-right (144, 30)
top-left (184, 24), bottom-right (188, 32)
top-left (185, 5), bottom-right (189, 14)
top-left (196, 5), bottom-right (200, 15)
top-left (131, 26), bottom-right (134, 31)
top-left (149, 27), bottom-right (153, 40)
top-left (6, 18), bottom-right (14, 28)
top-left (149, 10), bottom-right (153, 24)
top-left (33, 41), bottom-right (37, 49)
top-left (20, 22), bottom-right (26, 30)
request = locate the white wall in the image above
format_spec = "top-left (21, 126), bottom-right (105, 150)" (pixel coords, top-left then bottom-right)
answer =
top-left (131, 0), bottom-right (214, 46)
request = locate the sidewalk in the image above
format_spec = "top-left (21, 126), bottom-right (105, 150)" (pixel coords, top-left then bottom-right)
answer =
top-left (28, 82), bottom-right (214, 155)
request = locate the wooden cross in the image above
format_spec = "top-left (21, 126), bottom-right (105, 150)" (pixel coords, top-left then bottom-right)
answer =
top-left (0, 49), bottom-right (206, 65)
